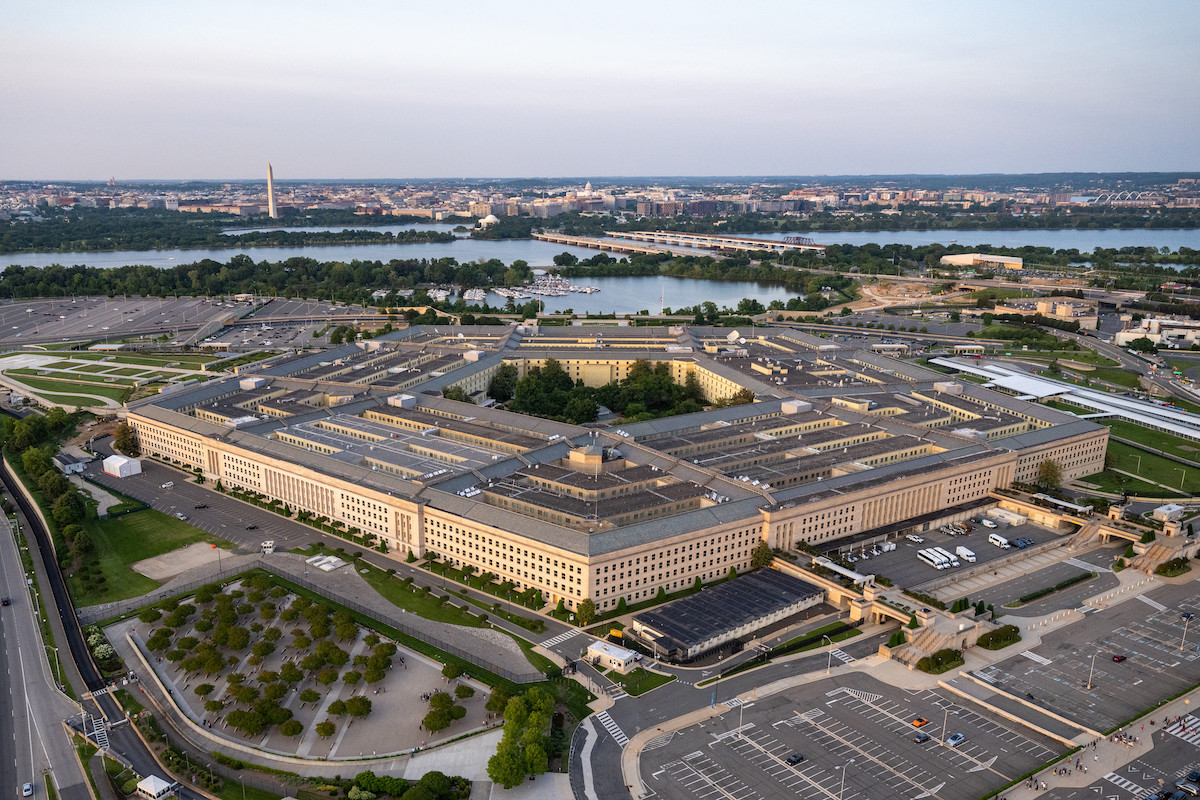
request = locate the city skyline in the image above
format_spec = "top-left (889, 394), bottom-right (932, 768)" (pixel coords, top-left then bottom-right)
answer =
top-left (2, 1), bottom-right (1198, 180)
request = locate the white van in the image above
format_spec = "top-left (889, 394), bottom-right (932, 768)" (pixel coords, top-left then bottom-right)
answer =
top-left (988, 533), bottom-right (1010, 549)
top-left (160, 481), bottom-right (174, 489)
top-left (980, 518), bottom-right (998, 529)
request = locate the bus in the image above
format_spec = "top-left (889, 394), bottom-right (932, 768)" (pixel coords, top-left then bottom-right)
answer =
top-left (918, 549), bottom-right (949, 570)
top-left (931, 546), bottom-right (960, 567)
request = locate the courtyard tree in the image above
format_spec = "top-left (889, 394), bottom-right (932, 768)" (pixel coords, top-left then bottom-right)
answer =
top-left (316, 720), bottom-right (336, 738)
top-left (113, 422), bottom-right (139, 456)
top-left (280, 720), bottom-right (303, 737)
top-left (299, 689), bottom-right (321, 705)
top-left (345, 696), bottom-right (373, 717)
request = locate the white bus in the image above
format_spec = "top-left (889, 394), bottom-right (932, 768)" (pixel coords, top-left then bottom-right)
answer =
top-left (932, 546), bottom-right (960, 567)
top-left (918, 549), bottom-right (949, 570)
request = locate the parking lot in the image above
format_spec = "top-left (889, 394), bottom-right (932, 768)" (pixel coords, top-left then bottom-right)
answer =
top-left (1043, 732), bottom-right (1200, 799)
top-left (974, 588), bottom-right (1200, 733)
top-left (0, 296), bottom-right (231, 344)
top-left (644, 672), bottom-right (1063, 800)
top-left (837, 519), bottom-right (1067, 591)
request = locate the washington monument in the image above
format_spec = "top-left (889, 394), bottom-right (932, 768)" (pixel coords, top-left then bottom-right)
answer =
top-left (267, 163), bottom-right (278, 219)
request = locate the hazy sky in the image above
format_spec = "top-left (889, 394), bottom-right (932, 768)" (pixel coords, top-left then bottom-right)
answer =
top-left (3, 1), bottom-right (1198, 180)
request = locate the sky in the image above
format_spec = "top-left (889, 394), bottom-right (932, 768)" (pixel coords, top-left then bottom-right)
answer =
top-left (3, 1), bottom-right (1198, 180)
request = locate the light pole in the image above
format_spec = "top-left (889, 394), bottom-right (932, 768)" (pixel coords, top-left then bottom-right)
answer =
top-left (823, 635), bottom-right (833, 674)
top-left (45, 646), bottom-right (60, 689)
top-left (1087, 652), bottom-right (1098, 689)
top-left (941, 706), bottom-right (949, 745)
top-left (1183, 616), bottom-right (1193, 652)
top-left (240, 775), bottom-right (245, 800)
top-left (1133, 455), bottom-right (1142, 474)
top-left (838, 759), bottom-right (854, 800)
top-left (1177, 468), bottom-right (1187, 490)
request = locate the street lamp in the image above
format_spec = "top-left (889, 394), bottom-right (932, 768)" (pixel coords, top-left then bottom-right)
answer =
top-left (1183, 615), bottom-right (1193, 652)
top-left (941, 706), bottom-right (949, 746)
top-left (837, 759), bottom-right (855, 800)
top-left (1087, 652), bottom-right (1098, 689)
top-left (1133, 455), bottom-right (1142, 474)
top-left (823, 635), bottom-right (833, 675)
top-left (1177, 468), bottom-right (1187, 490)
top-left (45, 645), bottom-right (61, 690)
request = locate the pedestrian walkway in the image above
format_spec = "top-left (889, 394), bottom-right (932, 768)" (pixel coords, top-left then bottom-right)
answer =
top-left (593, 710), bottom-right (628, 746)
top-left (1164, 715), bottom-right (1200, 745)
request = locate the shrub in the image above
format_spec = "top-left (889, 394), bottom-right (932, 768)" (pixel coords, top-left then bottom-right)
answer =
top-left (976, 624), bottom-right (1021, 650)
top-left (915, 648), bottom-right (964, 674)
top-left (455, 685), bottom-right (475, 699)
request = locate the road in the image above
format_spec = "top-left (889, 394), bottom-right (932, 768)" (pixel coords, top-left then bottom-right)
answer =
top-left (0, 515), bottom-right (90, 800)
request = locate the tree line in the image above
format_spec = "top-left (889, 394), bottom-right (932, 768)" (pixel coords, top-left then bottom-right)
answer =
top-left (0, 206), bottom-right (453, 254)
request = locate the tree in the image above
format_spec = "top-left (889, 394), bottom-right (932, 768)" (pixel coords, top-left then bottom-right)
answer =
top-left (299, 689), bottom-right (321, 705)
top-left (750, 540), bottom-right (773, 569)
top-left (113, 422), bottom-right (139, 456)
top-left (487, 746), bottom-right (527, 789)
top-left (316, 720), bottom-right (336, 738)
top-left (576, 598), bottom-right (596, 627)
top-left (327, 699), bottom-right (347, 715)
top-left (316, 668), bottom-right (339, 686)
top-left (1036, 459), bottom-right (1063, 490)
top-left (441, 386), bottom-right (474, 404)
top-left (423, 707), bottom-right (452, 732)
top-left (345, 696), bottom-right (372, 717)
top-left (280, 720), bottom-right (303, 737)
top-left (525, 742), bottom-right (549, 776)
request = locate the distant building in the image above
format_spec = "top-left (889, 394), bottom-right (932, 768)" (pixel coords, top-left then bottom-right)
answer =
top-left (940, 253), bottom-right (1023, 270)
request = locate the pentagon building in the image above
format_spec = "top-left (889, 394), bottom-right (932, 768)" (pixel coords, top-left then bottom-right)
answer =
top-left (127, 326), bottom-right (1107, 613)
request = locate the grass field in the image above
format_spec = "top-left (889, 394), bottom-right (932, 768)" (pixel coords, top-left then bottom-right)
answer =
top-left (1106, 419), bottom-right (1200, 459)
top-left (1079, 440), bottom-right (1195, 497)
top-left (5, 374), bottom-right (131, 402)
top-left (69, 509), bottom-right (232, 607)
top-left (1043, 400), bottom-right (1084, 414)
top-left (1085, 367), bottom-right (1141, 389)
top-left (1016, 351), bottom-right (1120, 367)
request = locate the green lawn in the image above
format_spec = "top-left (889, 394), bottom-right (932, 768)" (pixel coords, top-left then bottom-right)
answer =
top-left (1042, 400), bottom-right (1084, 414)
top-left (965, 288), bottom-right (1035, 301)
top-left (1017, 351), bottom-right (1120, 367)
top-left (312, 547), bottom-right (488, 628)
top-left (613, 667), bottom-right (675, 696)
top-left (69, 510), bottom-right (232, 607)
top-left (1079, 440), bottom-right (1196, 496)
top-left (1106, 419), bottom-right (1200, 459)
top-left (5, 374), bottom-right (133, 402)
top-left (1085, 367), bottom-right (1141, 389)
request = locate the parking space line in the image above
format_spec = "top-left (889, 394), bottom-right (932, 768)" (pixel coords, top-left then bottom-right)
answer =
top-left (787, 710), bottom-right (947, 798)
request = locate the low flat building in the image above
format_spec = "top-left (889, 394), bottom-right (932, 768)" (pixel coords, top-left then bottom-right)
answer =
top-left (586, 641), bottom-right (639, 673)
top-left (628, 569), bottom-right (824, 661)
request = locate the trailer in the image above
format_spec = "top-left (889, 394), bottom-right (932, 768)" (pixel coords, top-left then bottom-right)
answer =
top-left (987, 508), bottom-right (1027, 526)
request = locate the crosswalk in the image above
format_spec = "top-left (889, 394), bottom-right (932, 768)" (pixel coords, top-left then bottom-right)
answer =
top-left (1138, 594), bottom-right (1169, 612)
top-left (90, 719), bottom-right (109, 750)
top-left (594, 710), bottom-right (629, 746)
top-left (1065, 557), bottom-right (1111, 574)
top-left (1165, 715), bottom-right (1200, 746)
top-left (609, 686), bottom-right (628, 701)
top-left (1020, 650), bottom-right (1053, 666)
top-left (1104, 772), bottom-right (1149, 796)
top-left (90, 687), bottom-right (110, 698)
top-left (830, 648), bottom-right (855, 665)
top-left (539, 629), bottom-right (580, 649)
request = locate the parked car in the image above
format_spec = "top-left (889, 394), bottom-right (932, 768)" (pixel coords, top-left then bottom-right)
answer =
top-left (912, 732), bottom-right (931, 744)
top-left (785, 753), bottom-right (805, 765)
top-left (174, 513), bottom-right (188, 521)
top-left (246, 524), bottom-right (259, 530)
top-left (1113, 655), bottom-right (1127, 662)
top-left (945, 733), bottom-right (965, 747)
top-left (194, 503), bottom-right (208, 509)
top-left (22, 784), bottom-right (32, 797)
top-left (911, 717), bottom-right (929, 727)
top-left (1183, 612), bottom-right (1195, 621)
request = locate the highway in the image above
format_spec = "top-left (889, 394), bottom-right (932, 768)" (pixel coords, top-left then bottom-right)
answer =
top-left (0, 514), bottom-right (88, 800)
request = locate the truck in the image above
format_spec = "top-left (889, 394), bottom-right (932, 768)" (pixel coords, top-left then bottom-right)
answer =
top-left (987, 508), bottom-right (1027, 526)
top-left (955, 545), bottom-right (976, 563)
top-left (988, 532), bottom-right (1010, 549)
